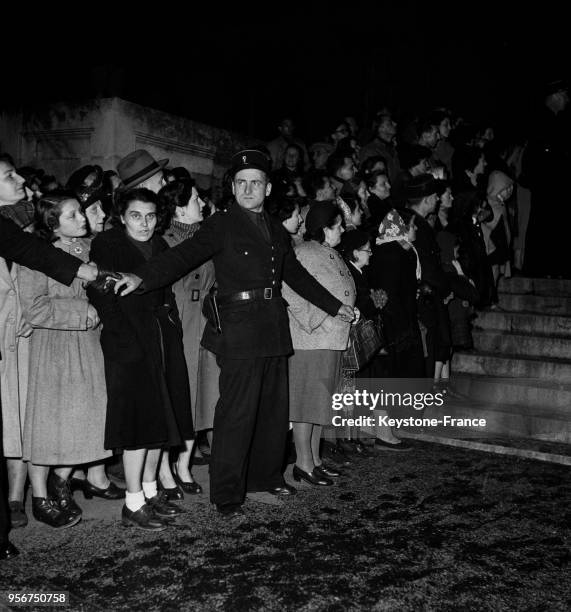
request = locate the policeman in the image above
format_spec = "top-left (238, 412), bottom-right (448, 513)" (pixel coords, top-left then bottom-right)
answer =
top-left (114, 149), bottom-right (355, 519)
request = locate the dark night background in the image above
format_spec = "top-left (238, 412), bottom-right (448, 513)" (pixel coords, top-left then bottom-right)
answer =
top-left (4, 4), bottom-right (567, 142)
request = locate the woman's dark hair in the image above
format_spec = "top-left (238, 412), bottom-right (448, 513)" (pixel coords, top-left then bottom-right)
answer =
top-left (112, 187), bottom-right (168, 233)
top-left (34, 190), bottom-right (79, 242)
top-left (364, 170), bottom-right (389, 191)
top-left (304, 202), bottom-right (341, 243)
top-left (159, 180), bottom-right (195, 219)
top-left (400, 144), bottom-right (431, 171)
top-left (267, 196), bottom-right (299, 223)
top-left (282, 143), bottom-right (304, 174)
top-left (338, 229), bottom-right (370, 262)
top-left (360, 155), bottom-right (387, 177)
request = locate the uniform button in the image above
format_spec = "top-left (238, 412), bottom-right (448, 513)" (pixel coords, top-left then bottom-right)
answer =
top-left (340, 271), bottom-right (344, 276)
top-left (344, 291), bottom-right (350, 296)
top-left (8, 345), bottom-right (15, 352)
top-left (329, 254), bottom-right (334, 259)
top-left (272, 280), bottom-right (276, 285)
top-left (271, 257), bottom-right (275, 261)
top-left (244, 251), bottom-right (248, 255)
top-left (8, 290), bottom-right (15, 296)
top-left (272, 268), bottom-right (275, 273)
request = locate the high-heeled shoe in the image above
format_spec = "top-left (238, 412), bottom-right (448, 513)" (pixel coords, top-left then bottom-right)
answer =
top-left (47, 473), bottom-right (82, 518)
top-left (292, 465), bottom-right (333, 486)
top-left (70, 478), bottom-right (126, 500)
top-left (314, 462), bottom-right (341, 478)
top-left (157, 478), bottom-right (184, 501)
top-left (172, 465), bottom-right (203, 495)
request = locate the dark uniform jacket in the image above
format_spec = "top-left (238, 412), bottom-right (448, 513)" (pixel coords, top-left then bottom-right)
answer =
top-left (135, 200), bottom-right (342, 359)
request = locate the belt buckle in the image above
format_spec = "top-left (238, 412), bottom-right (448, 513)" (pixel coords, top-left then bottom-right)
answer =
top-left (263, 288), bottom-right (272, 299)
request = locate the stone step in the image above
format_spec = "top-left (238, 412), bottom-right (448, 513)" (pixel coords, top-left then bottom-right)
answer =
top-left (474, 310), bottom-right (571, 338)
top-left (450, 374), bottom-right (571, 412)
top-left (473, 330), bottom-right (571, 360)
top-left (423, 400), bottom-right (571, 444)
top-left (452, 351), bottom-right (571, 384)
top-left (499, 277), bottom-right (571, 297)
top-left (498, 293), bottom-right (571, 315)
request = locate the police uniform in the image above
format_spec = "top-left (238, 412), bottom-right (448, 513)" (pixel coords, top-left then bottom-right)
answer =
top-left (134, 150), bottom-right (343, 512)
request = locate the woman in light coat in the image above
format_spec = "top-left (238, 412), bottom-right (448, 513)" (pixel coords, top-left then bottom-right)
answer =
top-left (159, 179), bottom-right (219, 493)
top-left (283, 201), bottom-right (356, 486)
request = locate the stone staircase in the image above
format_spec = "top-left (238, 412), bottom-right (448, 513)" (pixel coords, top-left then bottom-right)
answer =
top-left (434, 277), bottom-right (571, 443)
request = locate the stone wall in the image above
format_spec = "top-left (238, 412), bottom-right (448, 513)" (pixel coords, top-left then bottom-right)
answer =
top-left (0, 97), bottom-right (253, 195)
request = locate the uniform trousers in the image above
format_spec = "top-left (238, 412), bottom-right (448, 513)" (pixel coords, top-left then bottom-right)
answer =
top-left (210, 355), bottom-right (289, 509)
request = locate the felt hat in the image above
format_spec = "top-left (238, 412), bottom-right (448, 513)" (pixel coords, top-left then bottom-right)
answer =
top-left (116, 150), bottom-right (169, 191)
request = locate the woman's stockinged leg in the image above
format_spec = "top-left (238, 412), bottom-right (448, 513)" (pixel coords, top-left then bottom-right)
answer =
top-left (293, 422), bottom-right (314, 473)
top-left (123, 449), bottom-right (147, 494)
top-left (310, 425), bottom-right (323, 466)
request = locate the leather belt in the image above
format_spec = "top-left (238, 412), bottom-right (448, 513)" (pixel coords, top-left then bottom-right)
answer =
top-left (217, 287), bottom-right (281, 305)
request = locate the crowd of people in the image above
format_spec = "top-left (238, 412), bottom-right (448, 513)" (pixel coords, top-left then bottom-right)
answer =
top-left (0, 79), bottom-right (569, 557)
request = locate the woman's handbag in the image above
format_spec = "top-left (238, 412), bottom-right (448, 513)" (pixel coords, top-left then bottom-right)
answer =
top-left (342, 318), bottom-right (384, 371)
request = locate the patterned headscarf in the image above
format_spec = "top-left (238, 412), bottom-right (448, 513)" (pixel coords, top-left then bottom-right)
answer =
top-left (376, 209), bottom-right (422, 280)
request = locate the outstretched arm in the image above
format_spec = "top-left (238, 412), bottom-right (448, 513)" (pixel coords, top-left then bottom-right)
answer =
top-left (0, 216), bottom-right (82, 285)
top-left (114, 216), bottom-right (223, 296)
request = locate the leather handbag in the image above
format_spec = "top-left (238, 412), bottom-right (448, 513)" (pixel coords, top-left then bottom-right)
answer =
top-left (342, 318), bottom-right (384, 371)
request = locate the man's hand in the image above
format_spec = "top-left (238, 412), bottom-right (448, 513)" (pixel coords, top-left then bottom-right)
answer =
top-left (76, 262), bottom-right (98, 282)
top-left (336, 304), bottom-right (355, 322)
top-left (113, 273), bottom-right (143, 296)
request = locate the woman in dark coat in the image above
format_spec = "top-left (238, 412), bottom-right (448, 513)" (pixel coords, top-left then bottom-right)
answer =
top-left (88, 188), bottom-right (193, 532)
top-left (368, 208), bottom-right (425, 379)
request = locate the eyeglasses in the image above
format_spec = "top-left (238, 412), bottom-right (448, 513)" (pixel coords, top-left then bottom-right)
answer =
top-left (358, 248), bottom-right (373, 255)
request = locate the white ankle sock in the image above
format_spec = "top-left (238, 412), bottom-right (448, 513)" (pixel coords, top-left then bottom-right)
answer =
top-left (142, 480), bottom-right (158, 500)
top-left (125, 490), bottom-right (145, 512)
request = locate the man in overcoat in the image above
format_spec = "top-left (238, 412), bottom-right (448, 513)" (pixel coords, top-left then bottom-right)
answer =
top-left (114, 149), bottom-right (355, 519)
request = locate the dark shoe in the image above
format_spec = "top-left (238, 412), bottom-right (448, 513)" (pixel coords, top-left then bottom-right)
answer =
top-left (146, 491), bottom-right (185, 518)
top-left (314, 463), bottom-right (341, 478)
top-left (216, 504), bottom-right (245, 521)
top-left (122, 504), bottom-right (168, 531)
top-left (266, 483), bottom-right (297, 497)
top-left (71, 478), bottom-right (125, 500)
top-left (292, 465), bottom-right (333, 486)
top-left (9, 501), bottom-right (28, 528)
top-left (157, 479), bottom-right (184, 501)
top-left (375, 438), bottom-right (413, 451)
top-left (322, 441), bottom-right (352, 466)
top-left (31, 497), bottom-right (81, 529)
top-left (0, 540), bottom-right (19, 560)
top-left (172, 467), bottom-right (203, 495)
top-left (47, 473), bottom-right (82, 518)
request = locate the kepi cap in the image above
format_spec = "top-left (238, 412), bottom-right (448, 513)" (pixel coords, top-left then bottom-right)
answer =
top-left (230, 149), bottom-right (271, 176)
